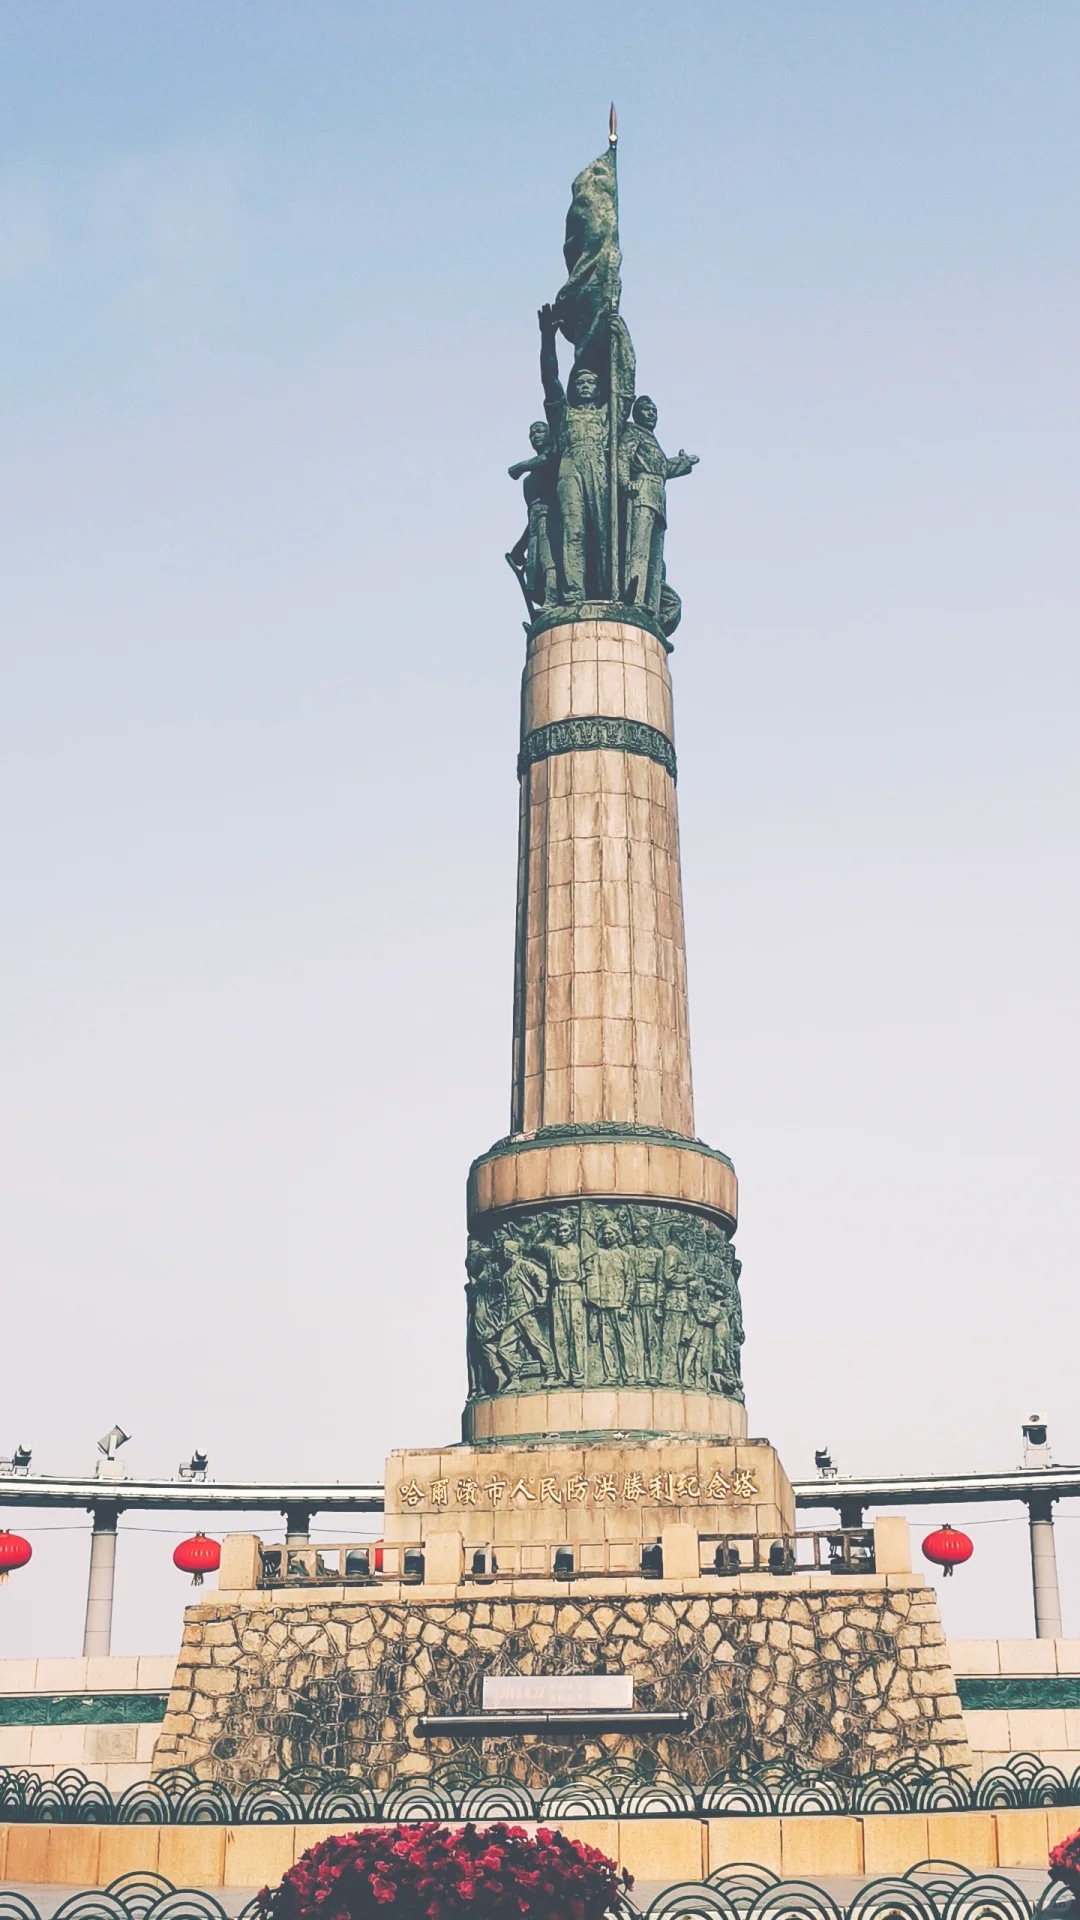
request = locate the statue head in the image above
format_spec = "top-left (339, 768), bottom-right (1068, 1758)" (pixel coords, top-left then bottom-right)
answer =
top-left (597, 1215), bottom-right (624, 1248)
top-left (529, 421), bottom-right (550, 452)
top-left (553, 1214), bottom-right (576, 1244)
top-left (632, 395), bottom-right (658, 430)
top-left (570, 366), bottom-right (600, 407)
top-left (630, 1211), bottom-right (653, 1245)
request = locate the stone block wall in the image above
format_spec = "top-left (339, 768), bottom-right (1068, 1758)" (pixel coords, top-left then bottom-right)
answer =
top-left (0, 1655), bottom-right (175, 1786)
top-left (949, 1638), bottom-right (1080, 1776)
top-left (152, 1578), bottom-right (969, 1790)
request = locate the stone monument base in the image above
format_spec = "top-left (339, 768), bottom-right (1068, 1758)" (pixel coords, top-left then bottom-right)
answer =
top-left (151, 1559), bottom-right (971, 1790)
top-left (153, 1440), bottom-right (970, 1788)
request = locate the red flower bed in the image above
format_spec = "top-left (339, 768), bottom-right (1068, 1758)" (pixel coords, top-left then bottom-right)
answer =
top-left (256, 1823), bottom-right (632, 1920)
top-left (1050, 1828), bottom-right (1080, 1899)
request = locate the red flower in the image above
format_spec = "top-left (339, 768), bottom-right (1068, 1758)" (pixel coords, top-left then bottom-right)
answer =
top-left (257, 1824), bottom-right (629, 1920)
top-left (1050, 1830), bottom-right (1080, 1898)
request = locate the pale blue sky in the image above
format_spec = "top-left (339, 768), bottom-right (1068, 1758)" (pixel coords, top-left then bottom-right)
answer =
top-left (1, 3), bottom-right (1079, 1654)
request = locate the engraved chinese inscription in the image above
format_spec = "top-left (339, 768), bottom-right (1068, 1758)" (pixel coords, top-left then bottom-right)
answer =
top-left (397, 1464), bottom-right (759, 1512)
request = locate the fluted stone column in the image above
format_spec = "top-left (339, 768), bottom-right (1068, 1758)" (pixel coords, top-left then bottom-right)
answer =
top-left (463, 612), bottom-right (744, 1447)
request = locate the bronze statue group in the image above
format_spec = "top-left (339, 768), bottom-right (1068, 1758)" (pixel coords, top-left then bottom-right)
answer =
top-left (507, 305), bottom-right (697, 635)
top-left (465, 1204), bottom-right (744, 1404)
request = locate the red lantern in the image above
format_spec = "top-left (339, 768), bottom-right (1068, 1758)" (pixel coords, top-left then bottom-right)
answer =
top-left (922, 1524), bottom-right (974, 1577)
top-left (0, 1531), bottom-right (32, 1584)
top-left (173, 1533), bottom-right (222, 1586)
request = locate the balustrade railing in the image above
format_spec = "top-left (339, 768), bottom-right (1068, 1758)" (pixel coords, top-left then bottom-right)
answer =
top-left (700, 1527), bottom-right (876, 1577)
top-left (254, 1528), bottom-right (877, 1588)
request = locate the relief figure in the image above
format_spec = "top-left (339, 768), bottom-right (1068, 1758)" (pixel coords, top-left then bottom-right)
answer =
top-left (493, 1225), bottom-right (556, 1382)
top-left (583, 1214), bottom-right (639, 1385)
top-left (659, 1220), bottom-right (692, 1383)
top-left (711, 1251), bottom-right (745, 1397)
top-left (629, 1209), bottom-right (664, 1384)
top-left (465, 1237), bottom-right (519, 1395)
top-left (684, 1274), bottom-right (728, 1392)
top-left (540, 1211), bottom-right (587, 1386)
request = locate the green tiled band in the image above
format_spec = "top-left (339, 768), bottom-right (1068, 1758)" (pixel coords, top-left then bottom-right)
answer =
top-left (518, 717), bottom-right (676, 782)
top-left (957, 1675), bottom-right (1080, 1709)
top-left (0, 1691), bottom-right (168, 1726)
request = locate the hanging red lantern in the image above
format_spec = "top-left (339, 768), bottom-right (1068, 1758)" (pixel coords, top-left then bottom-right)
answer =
top-left (173, 1533), bottom-right (222, 1586)
top-left (922, 1524), bottom-right (974, 1577)
top-left (0, 1531), bottom-right (32, 1584)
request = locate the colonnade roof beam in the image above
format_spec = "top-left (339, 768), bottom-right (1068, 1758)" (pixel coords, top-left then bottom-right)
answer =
top-left (791, 1467), bottom-right (1080, 1507)
top-left (4, 1468), bottom-right (1080, 1513)
top-left (0, 1477), bottom-right (385, 1512)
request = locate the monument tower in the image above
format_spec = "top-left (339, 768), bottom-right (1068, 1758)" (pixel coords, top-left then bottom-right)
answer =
top-left (156, 126), bottom-right (970, 1797)
top-left (462, 122), bottom-right (745, 1452)
top-left (384, 117), bottom-right (791, 1561)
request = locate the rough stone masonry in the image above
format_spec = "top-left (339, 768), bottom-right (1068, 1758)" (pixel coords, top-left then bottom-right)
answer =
top-left (154, 1584), bottom-right (970, 1791)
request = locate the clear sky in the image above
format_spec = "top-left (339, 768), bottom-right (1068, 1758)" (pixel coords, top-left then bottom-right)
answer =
top-left (1, 2), bottom-right (1078, 1658)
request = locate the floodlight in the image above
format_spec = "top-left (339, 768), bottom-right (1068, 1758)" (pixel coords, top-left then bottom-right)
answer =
top-left (1021, 1414), bottom-right (1052, 1470)
top-left (97, 1426), bottom-right (130, 1461)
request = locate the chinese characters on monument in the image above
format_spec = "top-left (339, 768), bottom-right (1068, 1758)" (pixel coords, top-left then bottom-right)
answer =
top-left (397, 1466), bottom-right (760, 1511)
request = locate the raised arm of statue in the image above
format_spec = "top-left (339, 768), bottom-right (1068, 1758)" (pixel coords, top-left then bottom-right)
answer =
top-left (538, 305), bottom-right (565, 430)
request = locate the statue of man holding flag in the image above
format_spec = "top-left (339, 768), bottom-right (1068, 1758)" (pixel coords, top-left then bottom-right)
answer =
top-left (514, 123), bottom-right (697, 627)
top-left (538, 301), bottom-right (623, 603)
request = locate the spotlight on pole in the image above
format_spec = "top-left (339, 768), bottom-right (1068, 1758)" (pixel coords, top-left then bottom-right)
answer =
top-left (95, 1426), bottom-right (130, 1479)
top-left (1021, 1414), bottom-right (1052, 1470)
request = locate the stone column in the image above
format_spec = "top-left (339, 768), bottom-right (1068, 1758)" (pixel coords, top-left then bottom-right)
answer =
top-left (511, 617), bottom-right (692, 1135)
top-left (82, 1502), bottom-right (119, 1657)
top-left (1028, 1491), bottom-right (1063, 1638)
top-left (463, 612), bottom-right (744, 1447)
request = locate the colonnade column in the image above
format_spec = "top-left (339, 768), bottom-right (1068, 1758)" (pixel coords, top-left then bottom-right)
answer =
top-left (1028, 1490), bottom-right (1063, 1638)
top-left (82, 1501), bottom-right (119, 1657)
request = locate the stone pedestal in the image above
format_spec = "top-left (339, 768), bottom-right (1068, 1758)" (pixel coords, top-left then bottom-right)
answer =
top-left (153, 1565), bottom-right (972, 1791)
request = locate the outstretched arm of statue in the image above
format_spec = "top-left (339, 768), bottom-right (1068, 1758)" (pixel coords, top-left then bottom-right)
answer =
top-left (508, 453), bottom-right (546, 481)
top-left (665, 450), bottom-right (700, 479)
